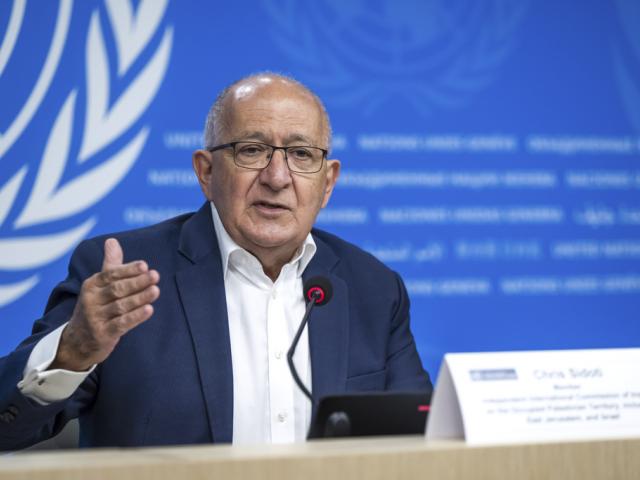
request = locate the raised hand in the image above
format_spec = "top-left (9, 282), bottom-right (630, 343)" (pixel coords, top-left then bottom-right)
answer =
top-left (50, 238), bottom-right (160, 371)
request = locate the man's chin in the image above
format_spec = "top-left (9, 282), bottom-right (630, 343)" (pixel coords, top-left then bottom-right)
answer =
top-left (248, 235), bottom-right (295, 251)
top-left (237, 217), bottom-right (310, 254)
top-left (240, 226), bottom-right (298, 251)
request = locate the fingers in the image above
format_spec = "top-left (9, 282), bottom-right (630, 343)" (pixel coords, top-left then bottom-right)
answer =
top-left (96, 269), bottom-right (160, 304)
top-left (102, 238), bottom-right (124, 270)
top-left (94, 261), bottom-right (150, 287)
top-left (93, 239), bottom-right (160, 320)
top-left (102, 283), bottom-right (160, 319)
top-left (110, 303), bottom-right (155, 336)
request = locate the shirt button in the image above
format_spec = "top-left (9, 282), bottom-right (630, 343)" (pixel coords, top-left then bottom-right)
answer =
top-left (271, 289), bottom-right (277, 299)
top-left (277, 412), bottom-right (287, 423)
top-left (274, 351), bottom-right (283, 360)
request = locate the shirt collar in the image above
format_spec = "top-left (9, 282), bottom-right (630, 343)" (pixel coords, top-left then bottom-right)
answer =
top-left (209, 202), bottom-right (316, 279)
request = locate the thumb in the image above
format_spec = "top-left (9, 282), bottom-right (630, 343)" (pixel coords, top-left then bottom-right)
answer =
top-left (102, 238), bottom-right (124, 270)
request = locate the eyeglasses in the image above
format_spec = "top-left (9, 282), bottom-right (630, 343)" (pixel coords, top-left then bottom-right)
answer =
top-left (207, 141), bottom-right (327, 174)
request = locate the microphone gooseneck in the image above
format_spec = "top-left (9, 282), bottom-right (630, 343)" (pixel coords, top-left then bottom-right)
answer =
top-left (287, 276), bottom-right (333, 403)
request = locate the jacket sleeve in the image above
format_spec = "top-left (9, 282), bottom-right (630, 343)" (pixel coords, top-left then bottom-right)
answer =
top-left (385, 272), bottom-right (432, 392)
top-left (0, 239), bottom-right (103, 451)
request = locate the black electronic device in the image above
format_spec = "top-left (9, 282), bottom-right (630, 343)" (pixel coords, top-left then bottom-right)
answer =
top-left (307, 391), bottom-right (431, 439)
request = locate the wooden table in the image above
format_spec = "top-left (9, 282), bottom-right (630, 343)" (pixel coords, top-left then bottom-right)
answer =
top-left (1, 435), bottom-right (639, 480)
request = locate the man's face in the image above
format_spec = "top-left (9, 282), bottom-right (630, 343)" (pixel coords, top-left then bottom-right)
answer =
top-left (193, 81), bottom-right (340, 265)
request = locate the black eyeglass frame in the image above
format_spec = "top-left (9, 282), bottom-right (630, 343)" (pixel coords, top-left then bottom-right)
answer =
top-left (207, 141), bottom-right (328, 174)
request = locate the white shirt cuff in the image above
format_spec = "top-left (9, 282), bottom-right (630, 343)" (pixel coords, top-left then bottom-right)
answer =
top-left (18, 323), bottom-right (95, 405)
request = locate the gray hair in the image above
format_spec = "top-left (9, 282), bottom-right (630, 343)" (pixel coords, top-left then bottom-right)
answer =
top-left (202, 72), bottom-right (332, 152)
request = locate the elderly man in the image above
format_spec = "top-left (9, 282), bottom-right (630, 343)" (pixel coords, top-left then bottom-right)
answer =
top-left (0, 73), bottom-right (430, 450)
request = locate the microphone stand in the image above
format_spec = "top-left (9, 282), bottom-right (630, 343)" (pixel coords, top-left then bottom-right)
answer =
top-left (286, 293), bottom-right (318, 403)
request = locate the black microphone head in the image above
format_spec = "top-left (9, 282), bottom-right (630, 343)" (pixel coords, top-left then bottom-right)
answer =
top-left (304, 276), bottom-right (333, 306)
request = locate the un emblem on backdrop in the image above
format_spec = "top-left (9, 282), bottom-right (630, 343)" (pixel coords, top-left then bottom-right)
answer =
top-left (0, 0), bottom-right (173, 307)
top-left (262, 0), bottom-right (529, 116)
top-left (613, 0), bottom-right (640, 132)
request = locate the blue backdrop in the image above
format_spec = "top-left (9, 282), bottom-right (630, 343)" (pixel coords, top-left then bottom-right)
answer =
top-left (1, 0), bottom-right (639, 379)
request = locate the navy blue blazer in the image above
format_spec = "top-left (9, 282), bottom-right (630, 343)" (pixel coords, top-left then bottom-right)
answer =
top-left (0, 203), bottom-right (430, 450)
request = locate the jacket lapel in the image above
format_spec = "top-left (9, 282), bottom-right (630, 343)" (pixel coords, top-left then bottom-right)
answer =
top-left (304, 234), bottom-right (349, 406)
top-left (175, 203), bottom-right (233, 443)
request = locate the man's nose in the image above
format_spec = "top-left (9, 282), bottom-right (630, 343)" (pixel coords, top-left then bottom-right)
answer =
top-left (259, 148), bottom-right (292, 189)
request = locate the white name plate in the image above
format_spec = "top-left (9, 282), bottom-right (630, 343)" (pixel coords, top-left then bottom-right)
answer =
top-left (425, 348), bottom-right (640, 445)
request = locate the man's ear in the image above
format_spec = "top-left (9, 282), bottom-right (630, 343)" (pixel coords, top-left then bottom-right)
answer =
top-left (321, 159), bottom-right (341, 208)
top-left (192, 149), bottom-right (214, 200)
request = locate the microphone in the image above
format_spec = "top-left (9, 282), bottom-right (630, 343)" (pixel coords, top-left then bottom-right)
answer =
top-left (287, 276), bottom-right (333, 403)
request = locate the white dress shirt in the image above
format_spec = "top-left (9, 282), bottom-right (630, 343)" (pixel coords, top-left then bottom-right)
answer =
top-left (210, 203), bottom-right (315, 444)
top-left (17, 202), bottom-right (315, 444)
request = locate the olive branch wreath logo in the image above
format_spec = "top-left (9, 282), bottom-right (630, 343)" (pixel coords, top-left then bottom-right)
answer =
top-left (0, 0), bottom-right (173, 307)
top-left (262, 0), bottom-right (529, 116)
